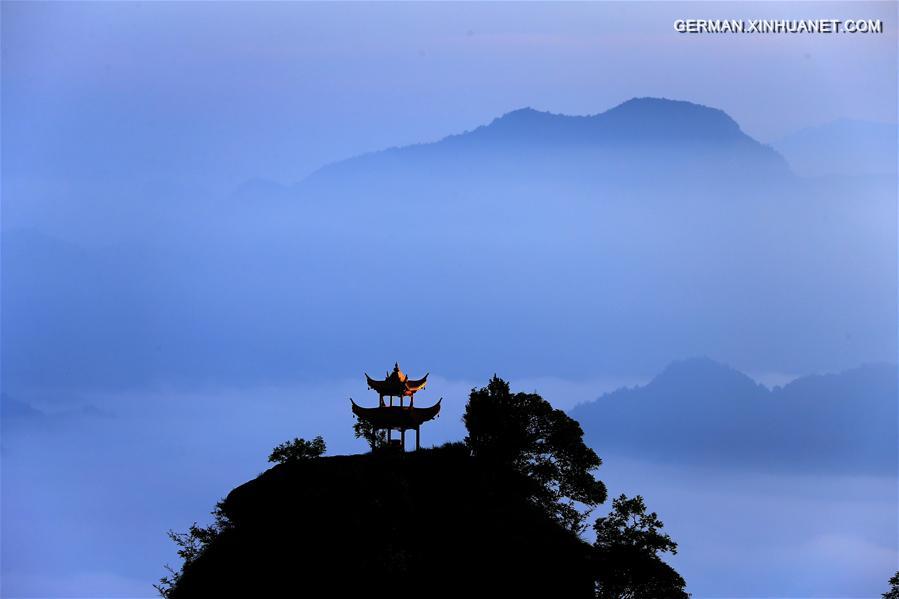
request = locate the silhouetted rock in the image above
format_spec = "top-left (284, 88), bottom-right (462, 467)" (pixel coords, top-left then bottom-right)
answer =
top-left (169, 444), bottom-right (598, 598)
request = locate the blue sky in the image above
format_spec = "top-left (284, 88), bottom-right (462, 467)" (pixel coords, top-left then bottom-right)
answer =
top-left (2, 2), bottom-right (897, 598)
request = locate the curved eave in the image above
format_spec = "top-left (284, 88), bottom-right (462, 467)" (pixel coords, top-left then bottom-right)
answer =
top-left (403, 373), bottom-right (429, 395)
top-left (351, 398), bottom-right (442, 429)
top-left (413, 396), bottom-right (441, 420)
top-left (367, 371), bottom-right (428, 397)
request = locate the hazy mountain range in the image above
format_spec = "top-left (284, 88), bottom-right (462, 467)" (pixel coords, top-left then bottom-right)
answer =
top-left (2, 98), bottom-right (895, 391)
top-left (572, 358), bottom-right (897, 475)
top-left (300, 98), bottom-right (792, 194)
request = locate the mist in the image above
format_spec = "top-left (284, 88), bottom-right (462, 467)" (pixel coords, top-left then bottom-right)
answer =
top-left (2, 2), bottom-right (896, 597)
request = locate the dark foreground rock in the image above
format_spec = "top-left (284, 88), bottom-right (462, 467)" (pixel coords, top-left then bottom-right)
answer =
top-left (170, 444), bottom-right (597, 598)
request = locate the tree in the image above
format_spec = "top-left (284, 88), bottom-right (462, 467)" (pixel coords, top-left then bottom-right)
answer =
top-left (268, 436), bottom-right (326, 464)
top-left (159, 436), bottom-right (327, 596)
top-left (593, 494), bottom-right (688, 599)
top-left (353, 417), bottom-right (386, 451)
top-left (155, 502), bottom-right (231, 598)
top-left (884, 571), bottom-right (899, 599)
top-left (463, 375), bottom-right (607, 532)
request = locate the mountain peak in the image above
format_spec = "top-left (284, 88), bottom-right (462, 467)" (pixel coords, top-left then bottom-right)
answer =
top-left (601, 97), bottom-right (743, 139)
top-left (304, 96), bottom-right (792, 185)
top-left (464, 97), bottom-right (748, 145)
top-left (614, 96), bottom-right (726, 113)
top-left (497, 106), bottom-right (545, 119)
top-left (648, 357), bottom-right (763, 392)
top-left (476, 106), bottom-right (567, 137)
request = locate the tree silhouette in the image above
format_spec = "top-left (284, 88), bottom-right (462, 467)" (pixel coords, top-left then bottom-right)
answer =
top-left (884, 571), bottom-right (899, 599)
top-left (352, 416), bottom-right (387, 451)
top-left (154, 502), bottom-right (231, 598)
top-left (593, 494), bottom-right (688, 599)
top-left (268, 436), bottom-right (326, 464)
top-left (157, 435), bottom-right (325, 597)
top-left (463, 375), bottom-right (607, 532)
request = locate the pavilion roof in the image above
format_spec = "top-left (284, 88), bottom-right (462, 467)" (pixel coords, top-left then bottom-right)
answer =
top-left (351, 398), bottom-right (442, 430)
top-left (365, 363), bottom-right (429, 397)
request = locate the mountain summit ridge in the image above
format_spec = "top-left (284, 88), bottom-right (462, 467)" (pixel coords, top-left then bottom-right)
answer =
top-left (302, 96), bottom-right (791, 187)
top-left (571, 359), bottom-right (897, 474)
top-left (464, 97), bottom-right (746, 144)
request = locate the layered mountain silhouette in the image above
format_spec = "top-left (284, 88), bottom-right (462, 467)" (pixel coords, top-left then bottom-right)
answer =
top-left (167, 445), bottom-right (598, 598)
top-left (4, 99), bottom-right (895, 389)
top-left (300, 98), bottom-right (792, 198)
top-left (571, 358), bottom-right (898, 475)
top-left (0, 393), bottom-right (109, 427)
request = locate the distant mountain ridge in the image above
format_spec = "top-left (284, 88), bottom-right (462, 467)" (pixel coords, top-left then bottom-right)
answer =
top-left (453, 98), bottom-right (748, 144)
top-left (301, 98), bottom-right (792, 190)
top-left (571, 358), bottom-right (898, 475)
top-left (5, 99), bottom-right (894, 390)
top-left (234, 97), bottom-right (791, 204)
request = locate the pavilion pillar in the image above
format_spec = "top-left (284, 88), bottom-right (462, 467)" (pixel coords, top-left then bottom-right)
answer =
top-left (415, 426), bottom-right (420, 451)
top-left (401, 428), bottom-right (406, 451)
